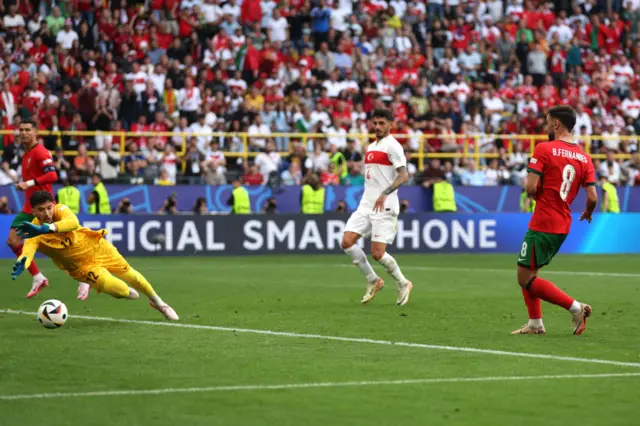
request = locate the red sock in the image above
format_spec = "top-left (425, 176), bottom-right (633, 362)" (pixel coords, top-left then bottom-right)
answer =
top-left (521, 287), bottom-right (542, 319)
top-left (528, 277), bottom-right (574, 310)
top-left (11, 244), bottom-right (41, 277)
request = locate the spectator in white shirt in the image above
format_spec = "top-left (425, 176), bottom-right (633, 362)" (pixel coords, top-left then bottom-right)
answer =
top-left (248, 115), bottom-right (271, 150)
top-left (599, 151), bottom-right (622, 185)
top-left (448, 74), bottom-right (472, 105)
top-left (517, 94), bottom-right (539, 116)
top-left (56, 19), bottom-right (79, 50)
top-left (395, 28), bottom-right (412, 54)
top-left (222, 1), bottom-right (240, 17)
top-left (621, 91), bottom-right (640, 121)
top-left (181, 0), bottom-right (203, 9)
top-left (574, 104), bottom-right (593, 136)
top-left (160, 144), bottom-right (179, 183)
top-left (268, 9), bottom-right (289, 43)
top-left (201, 0), bottom-right (223, 24)
top-left (96, 141), bottom-right (121, 182)
top-left (322, 70), bottom-right (345, 97)
top-left (390, 0), bottom-right (408, 17)
top-left (482, 89), bottom-right (505, 129)
top-left (149, 65), bottom-right (166, 96)
top-left (602, 124), bottom-right (621, 152)
top-left (310, 103), bottom-right (331, 129)
top-left (172, 117), bottom-right (192, 146)
top-left (308, 140), bottom-right (331, 172)
top-left (189, 114), bottom-right (214, 154)
top-left (125, 62), bottom-right (148, 96)
top-left (331, 3), bottom-right (349, 32)
top-left (202, 140), bottom-right (227, 185)
top-left (0, 161), bottom-right (18, 185)
top-left (484, 159), bottom-right (510, 186)
top-left (505, 0), bottom-right (523, 19)
top-left (178, 77), bottom-right (202, 123)
top-left (3, 5), bottom-right (25, 32)
top-left (612, 56), bottom-right (634, 95)
top-left (547, 18), bottom-right (573, 44)
top-left (458, 46), bottom-right (482, 78)
top-left (255, 140), bottom-right (281, 184)
top-left (326, 120), bottom-right (347, 149)
top-left (431, 77), bottom-right (451, 97)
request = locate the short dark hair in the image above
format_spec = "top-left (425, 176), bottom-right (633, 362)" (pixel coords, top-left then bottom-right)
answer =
top-left (20, 119), bottom-right (36, 128)
top-left (30, 191), bottom-right (54, 207)
top-left (547, 106), bottom-right (576, 132)
top-left (371, 109), bottom-right (394, 122)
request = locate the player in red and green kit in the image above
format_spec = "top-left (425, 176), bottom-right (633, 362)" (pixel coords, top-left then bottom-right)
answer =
top-left (512, 106), bottom-right (598, 336)
top-left (9, 120), bottom-right (92, 300)
top-left (9, 119), bottom-right (57, 298)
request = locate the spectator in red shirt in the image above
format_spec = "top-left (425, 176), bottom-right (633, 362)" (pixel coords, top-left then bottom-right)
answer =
top-left (131, 115), bottom-right (151, 147)
top-left (242, 163), bottom-right (264, 185)
top-left (321, 162), bottom-right (340, 186)
top-left (241, 0), bottom-right (262, 25)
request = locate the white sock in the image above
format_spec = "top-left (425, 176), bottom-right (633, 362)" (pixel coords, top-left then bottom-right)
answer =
top-left (568, 300), bottom-right (582, 314)
top-left (527, 318), bottom-right (544, 328)
top-left (150, 294), bottom-right (165, 306)
top-left (33, 272), bottom-right (46, 282)
top-left (343, 245), bottom-right (379, 283)
top-left (127, 288), bottom-right (140, 300)
top-left (377, 253), bottom-right (409, 285)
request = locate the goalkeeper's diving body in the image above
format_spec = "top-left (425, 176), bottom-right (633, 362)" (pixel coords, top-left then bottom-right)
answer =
top-left (11, 191), bottom-right (179, 321)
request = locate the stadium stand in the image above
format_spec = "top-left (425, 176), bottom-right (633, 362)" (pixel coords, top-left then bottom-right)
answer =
top-left (0, 0), bottom-right (639, 187)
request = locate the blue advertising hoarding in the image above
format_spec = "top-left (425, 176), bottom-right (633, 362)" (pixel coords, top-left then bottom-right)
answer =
top-left (0, 213), bottom-right (636, 258)
top-left (0, 185), bottom-right (638, 214)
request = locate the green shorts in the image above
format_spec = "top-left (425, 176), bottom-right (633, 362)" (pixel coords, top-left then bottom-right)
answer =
top-left (11, 211), bottom-right (35, 229)
top-left (517, 230), bottom-right (567, 270)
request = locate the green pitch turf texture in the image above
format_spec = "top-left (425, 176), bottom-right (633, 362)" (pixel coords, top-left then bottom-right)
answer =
top-left (1, 254), bottom-right (639, 426)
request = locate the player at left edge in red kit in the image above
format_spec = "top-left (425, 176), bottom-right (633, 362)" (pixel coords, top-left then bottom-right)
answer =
top-left (512, 106), bottom-right (598, 336)
top-left (9, 119), bottom-right (91, 300)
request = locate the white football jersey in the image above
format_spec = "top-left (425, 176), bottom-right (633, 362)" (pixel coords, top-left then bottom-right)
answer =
top-left (360, 135), bottom-right (407, 214)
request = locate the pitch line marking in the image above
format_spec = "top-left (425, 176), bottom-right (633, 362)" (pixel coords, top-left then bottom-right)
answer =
top-left (0, 372), bottom-right (638, 401)
top-left (118, 262), bottom-right (640, 279)
top-left (3, 310), bottom-right (640, 369)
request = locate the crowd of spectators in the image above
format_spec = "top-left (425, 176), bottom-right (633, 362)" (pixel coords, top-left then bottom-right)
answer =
top-left (0, 0), bottom-right (640, 188)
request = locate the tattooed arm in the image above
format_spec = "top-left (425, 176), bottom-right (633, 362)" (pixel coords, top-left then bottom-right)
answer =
top-left (374, 166), bottom-right (409, 212)
top-left (383, 166), bottom-right (409, 195)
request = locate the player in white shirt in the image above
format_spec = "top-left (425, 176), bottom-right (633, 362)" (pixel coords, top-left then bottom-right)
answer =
top-left (341, 109), bottom-right (413, 306)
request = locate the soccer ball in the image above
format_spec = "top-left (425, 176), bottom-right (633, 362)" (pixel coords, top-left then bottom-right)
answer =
top-left (37, 299), bottom-right (68, 329)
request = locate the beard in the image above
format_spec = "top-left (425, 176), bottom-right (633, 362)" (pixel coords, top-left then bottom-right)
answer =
top-left (547, 132), bottom-right (555, 141)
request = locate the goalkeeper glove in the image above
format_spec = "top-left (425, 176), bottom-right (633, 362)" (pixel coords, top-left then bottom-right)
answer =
top-left (16, 221), bottom-right (52, 239)
top-left (11, 257), bottom-right (27, 280)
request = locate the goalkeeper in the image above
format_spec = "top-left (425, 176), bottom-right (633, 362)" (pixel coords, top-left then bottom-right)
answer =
top-left (11, 191), bottom-right (178, 321)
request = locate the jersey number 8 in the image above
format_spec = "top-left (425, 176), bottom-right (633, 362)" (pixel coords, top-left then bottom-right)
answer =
top-left (559, 164), bottom-right (576, 201)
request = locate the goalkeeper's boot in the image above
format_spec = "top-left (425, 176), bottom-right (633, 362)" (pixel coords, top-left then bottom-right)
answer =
top-left (572, 303), bottom-right (592, 335)
top-left (397, 281), bottom-right (413, 306)
top-left (511, 324), bottom-right (546, 335)
top-left (149, 300), bottom-right (179, 321)
top-left (361, 278), bottom-right (384, 304)
top-left (77, 282), bottom-right (91, 301)
top-left (26, 278), bottom-right (48, 299)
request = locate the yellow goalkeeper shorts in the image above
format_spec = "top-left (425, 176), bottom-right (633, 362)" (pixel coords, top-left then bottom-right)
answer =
top-left (70, 240), bottom-right (131, 284)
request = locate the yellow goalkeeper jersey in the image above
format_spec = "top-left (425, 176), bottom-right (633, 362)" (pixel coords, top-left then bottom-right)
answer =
top-left (22, 204), bottom-right (108, 274)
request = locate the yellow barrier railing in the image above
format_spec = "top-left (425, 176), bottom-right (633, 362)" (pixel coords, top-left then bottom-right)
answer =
top-left (0, 130), bottom-right (635, 174)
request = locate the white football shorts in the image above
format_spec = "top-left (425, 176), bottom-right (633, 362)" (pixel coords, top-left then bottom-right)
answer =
top-left (344, 210), bottom-right (398, 245)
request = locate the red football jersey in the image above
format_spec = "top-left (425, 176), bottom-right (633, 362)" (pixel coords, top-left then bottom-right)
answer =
top-left (21, 144), bottom-right (56, 214)
top-left (527, 140), bottom-right (596, 235)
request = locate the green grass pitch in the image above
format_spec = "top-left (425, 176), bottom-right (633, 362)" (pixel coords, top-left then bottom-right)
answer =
top-left (1, 254), bottom-right (639, 426)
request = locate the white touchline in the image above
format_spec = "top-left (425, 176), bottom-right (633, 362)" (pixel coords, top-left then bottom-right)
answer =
top-left (89, 263), bottom-right (640, 279)
top-left (3, 310), bottom-right (640, 369)
top-left (0, 372), bottom-right (639, 401)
